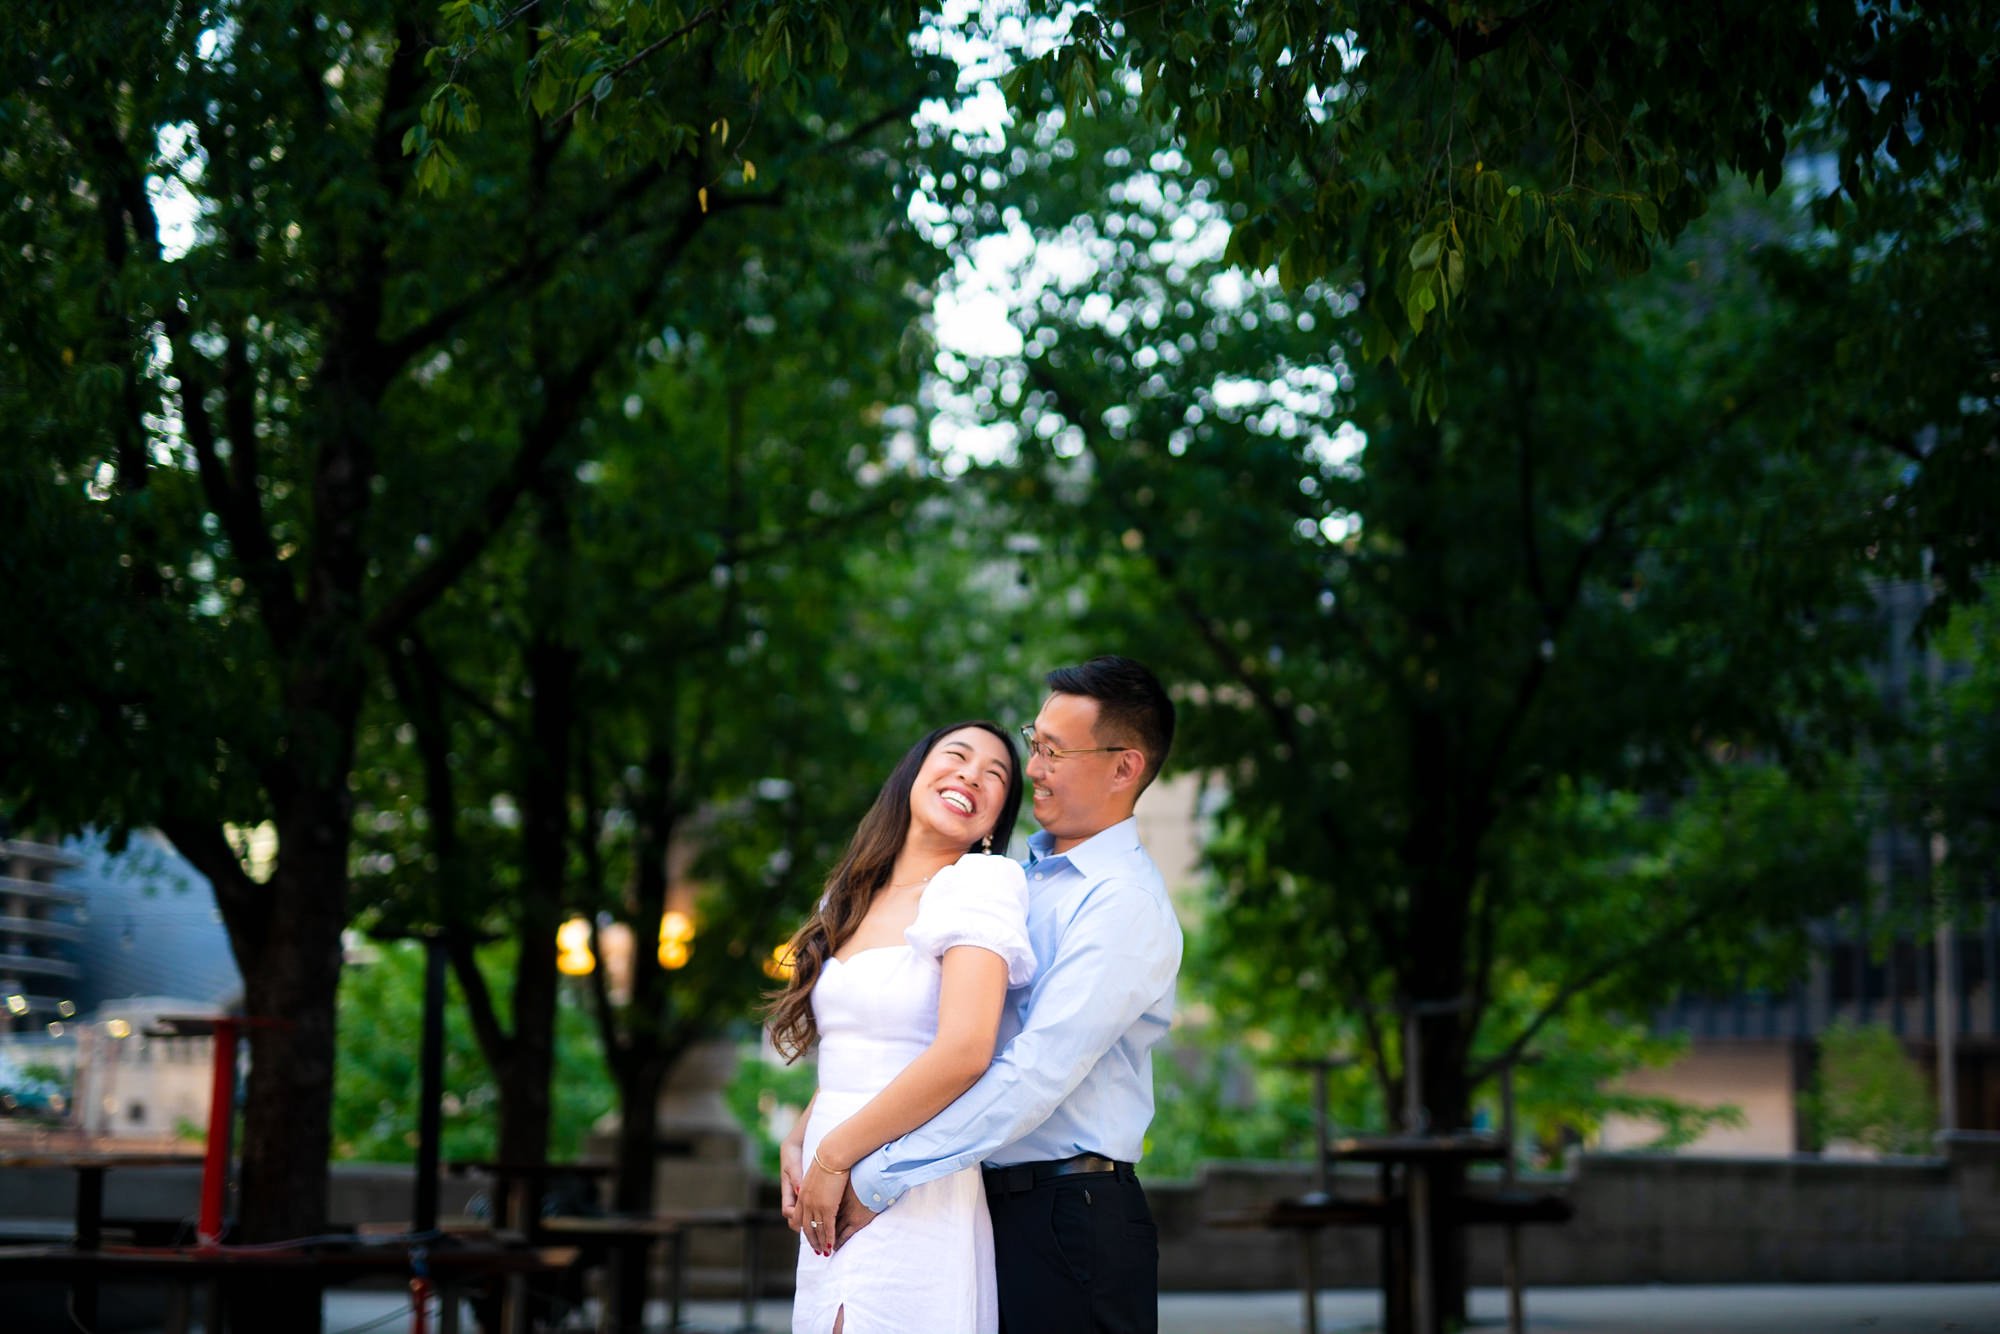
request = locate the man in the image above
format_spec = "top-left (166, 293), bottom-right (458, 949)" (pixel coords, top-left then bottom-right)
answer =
top-left (838, 654), bottom-right (1184, 1334)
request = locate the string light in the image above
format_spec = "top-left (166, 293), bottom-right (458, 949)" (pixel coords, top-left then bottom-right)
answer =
top-left (763, 944), bottom-right (795, 981)
top-left (556, 916), bottom-right (596, 977)
top-left (659, 910), bottom-right (695, 970)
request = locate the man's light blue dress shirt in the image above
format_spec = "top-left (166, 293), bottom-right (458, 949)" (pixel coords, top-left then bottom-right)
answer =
top-left (849, 816), bottom-right (1184, 1211)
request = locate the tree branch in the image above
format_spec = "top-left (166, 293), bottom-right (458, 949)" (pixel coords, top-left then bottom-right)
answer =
top-left (637, 484), bottom-right (915, 604)
top-left (1474, 440), bottom-right (1681, 806)
top-left (1848, 416), bottom-right (1930, 465)
top-left (174, 333), bottom-right (306, 650)
top-left (447, 930), bottom-right (515, 1074)
top-left (156, 817), bottom-right (267, 952)
top-left (678, 381), bottom-right (748, 802)
top-left (1026, 360), bottom-right (1311, 761)
top-left (1467, 889), bottom-right (1732, 1089)
top-left (805, 100), bottom-right (923, 161)
top-left (576, 719), bottom-right (628, 1064)
top-left (553, 5), bottom-right (730, 126)
top-left (1466, 865), bottom-right (1503, 1053)
top-left (382, 634), bottom-right (515, 1068)
top-left (1397, 0), bottom-right (1561, 63)
top-left (370, 185), bottom-right (752, 645)
top-left (377, 162), bottom-right (668, 371)
top-left (1506, 345), bottom-right (1552, 618)
top-left (378, 82), bottom-right (897, 374)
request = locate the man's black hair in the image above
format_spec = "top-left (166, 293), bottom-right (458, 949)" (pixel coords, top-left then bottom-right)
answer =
top-left (1045, 655), bottom-right (1175, 792)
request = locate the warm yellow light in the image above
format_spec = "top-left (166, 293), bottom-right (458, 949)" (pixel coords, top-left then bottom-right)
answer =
top-left (762, 943), bottom-right (795, 982)
top-left (654, 908), bottom-right (695, 970)
top-left (105, 1018), bottom-right (132, 1039)
top-left (4, 995), bottom-right (27, 1017)
top-left (556, 915), bottom-right (596, 977)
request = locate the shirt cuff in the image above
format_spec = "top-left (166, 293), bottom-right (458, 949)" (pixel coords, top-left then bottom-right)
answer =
top-left (849, 1148), bottom-right (901, 1212)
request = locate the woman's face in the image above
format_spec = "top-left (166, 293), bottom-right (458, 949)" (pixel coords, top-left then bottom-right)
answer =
top-left (907, 726), bottom-right (1015, 850)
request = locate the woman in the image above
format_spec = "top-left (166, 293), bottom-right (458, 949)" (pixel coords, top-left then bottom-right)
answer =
top-left (767, 720), bottom-right (1033, 1334)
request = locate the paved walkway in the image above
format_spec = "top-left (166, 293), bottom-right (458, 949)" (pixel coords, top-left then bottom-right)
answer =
top-left (309, 1283), bottom-right (2000, 1334)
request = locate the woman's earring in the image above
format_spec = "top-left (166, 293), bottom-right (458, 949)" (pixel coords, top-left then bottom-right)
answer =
top-left (981, 833), bottom-right (994, 854)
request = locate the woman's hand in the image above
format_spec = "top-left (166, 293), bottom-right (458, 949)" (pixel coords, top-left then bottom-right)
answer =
top-left (796, 1154), bottom-right (849, 1257)
top-left (778, 1136), bottom-right (804, 1232)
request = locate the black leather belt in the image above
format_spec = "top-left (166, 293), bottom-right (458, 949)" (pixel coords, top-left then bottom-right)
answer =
top-left (983, 1154), bottom-right (1134, 1194)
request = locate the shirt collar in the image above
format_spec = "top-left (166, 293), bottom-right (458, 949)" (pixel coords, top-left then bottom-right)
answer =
top-left (1025, 816), bottom-right (1141, 879)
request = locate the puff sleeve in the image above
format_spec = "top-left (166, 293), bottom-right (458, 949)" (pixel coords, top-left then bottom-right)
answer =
top-left (904, 853), bottom-right (1036, 987)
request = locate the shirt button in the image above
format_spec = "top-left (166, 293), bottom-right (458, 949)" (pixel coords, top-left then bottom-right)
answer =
top-left (872, 1193), bottom-right (882, 1203)
top-left (1034, 873), bottom-right (1044, 881)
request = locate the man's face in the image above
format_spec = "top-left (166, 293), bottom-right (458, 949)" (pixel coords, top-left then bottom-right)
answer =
top-left (1026, 692), bottom-right (1131, 849)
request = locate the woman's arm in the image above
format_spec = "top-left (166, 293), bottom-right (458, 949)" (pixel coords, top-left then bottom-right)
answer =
top-left (795, 945), bottom-right (1009, 1251)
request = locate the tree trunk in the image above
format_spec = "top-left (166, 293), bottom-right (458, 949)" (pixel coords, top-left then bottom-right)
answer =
top-left (609, 742), bottom-right (680, 1213)
top-left (496, 481), bottom-right (578, 1193)
top-left (217, 797), bottom-right (352, 1330)
top-left (611, 1052), bottom-right (673, 1214)
top-left (497, 636), bottom-right (571, 1177)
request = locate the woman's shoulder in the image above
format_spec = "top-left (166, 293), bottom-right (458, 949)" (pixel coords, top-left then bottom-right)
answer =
top-left (908, 853), bottom-right (1036, 983)
top-left (941, 851), bottom-right (1027, 890)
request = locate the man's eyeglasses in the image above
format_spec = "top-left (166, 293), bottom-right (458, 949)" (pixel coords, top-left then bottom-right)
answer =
top-left (1019, 725), bottom-right (1133, 764)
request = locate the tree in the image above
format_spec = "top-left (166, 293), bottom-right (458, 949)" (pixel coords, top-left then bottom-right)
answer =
top-left (964, 10), bottom-right (1998, 1318)
top-left (333, 938), bottom-right (615, 1165)
top-left (1909, 584), bottom-right (2000, 909)
top-left (0, 4), bottom-right (958, 1299)
top-left (1008, 3), bottom-right (2000, 372)
top-left (943, 85), bottom-right (1930, 1323)
top-left (1800, 1019), bottom-right (1938, 1157)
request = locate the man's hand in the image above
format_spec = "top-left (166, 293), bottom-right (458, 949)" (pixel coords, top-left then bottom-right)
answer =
top-left (832, 1180), bottom-right (879, 1250)
top-left (778, 1137), bottom-right (804, 1232)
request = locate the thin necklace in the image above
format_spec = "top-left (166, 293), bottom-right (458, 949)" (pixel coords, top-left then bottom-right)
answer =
top-left (886, 867), bottom-right (944, 890)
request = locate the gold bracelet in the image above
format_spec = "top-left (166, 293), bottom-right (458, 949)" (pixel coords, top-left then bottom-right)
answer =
top-left (813, 1147), bottom-right (850, 1177)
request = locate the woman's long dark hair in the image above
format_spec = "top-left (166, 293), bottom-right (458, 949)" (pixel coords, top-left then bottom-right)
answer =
top-left (766, 720), bottom-right (1023, 1061)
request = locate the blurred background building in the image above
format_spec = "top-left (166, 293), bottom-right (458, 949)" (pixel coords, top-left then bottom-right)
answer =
top-left (1604, 579), bottom-right (1998, 1153)
top-left (0, 831), bottom-right (239, 1144)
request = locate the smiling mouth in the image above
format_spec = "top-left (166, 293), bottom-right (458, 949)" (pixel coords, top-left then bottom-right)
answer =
top-left (940, 790), bottom-right (974, 815)
top-left (1032, 785), bottom-right (1053, 800)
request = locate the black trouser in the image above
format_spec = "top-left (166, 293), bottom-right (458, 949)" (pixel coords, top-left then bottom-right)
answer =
top-left (983, 1157), bottom-right (1159, 1334)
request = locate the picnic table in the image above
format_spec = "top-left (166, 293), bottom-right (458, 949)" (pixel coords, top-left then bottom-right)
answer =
top-left (0, 1149), bottom-right (205, 1248)
top-left (447, 1159), bottom-right (618, 1233)
top-left (0, 1148), bottom-right (206, 1327)
top-left (1207, 1006), bottom-right (1571, 1334)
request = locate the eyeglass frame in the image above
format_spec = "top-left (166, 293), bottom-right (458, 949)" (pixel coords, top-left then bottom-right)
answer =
top-left (1018, 724), bottom-right (1135, 765)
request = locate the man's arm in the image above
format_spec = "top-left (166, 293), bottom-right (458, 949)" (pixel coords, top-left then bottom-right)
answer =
top-left (846, 876), bottom-right (1181, 1211)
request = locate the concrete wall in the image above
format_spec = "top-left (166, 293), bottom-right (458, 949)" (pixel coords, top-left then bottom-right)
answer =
top-left (1142, 1132), bottom-right (2000, 1291)
top-left (5, 1139), bottom-right (1996, 1298)
top-left (0, 1161), bottom-right (481, 1234)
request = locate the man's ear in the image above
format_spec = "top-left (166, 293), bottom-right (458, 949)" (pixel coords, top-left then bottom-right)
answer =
top-left (1110, 749), bottom-right (1147, 794)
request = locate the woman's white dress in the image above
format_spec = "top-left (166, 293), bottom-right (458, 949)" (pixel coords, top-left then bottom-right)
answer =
top-left (792, 852), bottom-right (1035, 1334)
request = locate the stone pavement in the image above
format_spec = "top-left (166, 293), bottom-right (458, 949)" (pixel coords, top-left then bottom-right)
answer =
top-left (307, 1283), bottom-right (2000, 1334)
